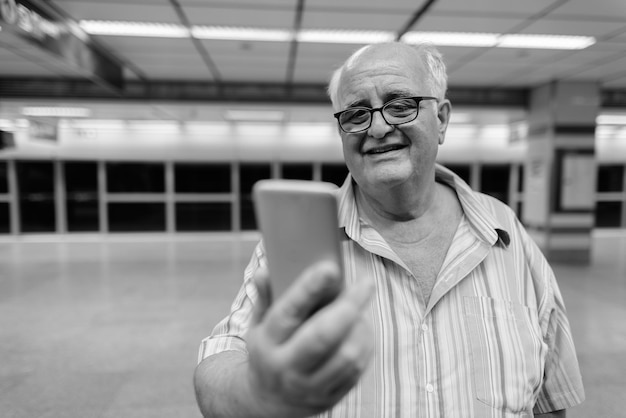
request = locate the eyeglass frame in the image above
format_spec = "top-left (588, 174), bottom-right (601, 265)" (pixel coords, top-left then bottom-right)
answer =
top-left (333, 96), bottom-right (438, 134)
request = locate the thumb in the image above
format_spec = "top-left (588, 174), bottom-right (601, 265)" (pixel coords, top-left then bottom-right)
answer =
top-left (251, 265), bottom-right (273, 326)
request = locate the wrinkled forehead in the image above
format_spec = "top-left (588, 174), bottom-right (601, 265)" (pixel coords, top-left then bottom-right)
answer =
top-left (337, 44), bottom-right (427, 102)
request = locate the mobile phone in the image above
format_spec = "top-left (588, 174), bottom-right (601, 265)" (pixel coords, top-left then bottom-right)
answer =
top-left (253, 179), bottom-right (344, 299)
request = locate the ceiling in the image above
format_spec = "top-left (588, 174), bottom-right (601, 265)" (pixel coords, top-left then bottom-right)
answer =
top-left (0, 0), bottom-right (626, 123)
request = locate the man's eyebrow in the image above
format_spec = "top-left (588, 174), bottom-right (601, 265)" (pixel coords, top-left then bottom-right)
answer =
top-left (384, 90), bottom-right (413, 101)
top-left (344, 91), bottom-right (414, 109)
top-left (346, 99), bottom-right (369, 108)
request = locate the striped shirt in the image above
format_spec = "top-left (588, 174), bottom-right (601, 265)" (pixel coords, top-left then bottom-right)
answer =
top-left (199, 164), bottom-right (585, 417)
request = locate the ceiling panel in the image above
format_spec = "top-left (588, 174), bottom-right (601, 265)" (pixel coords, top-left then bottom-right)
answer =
top-left (520, 18), bottom-right (626, 37)
top-left (466, 47), bottom-right (569, 65)
top-left (202, 41), bottom-right (291, 82)
top-left (307, 0), bottom-right (430, 11)
top-left (183, 5), bottom-right (296, 28)
top-left (414, 15), bottom-right (525, 33)
top-left (552, 0), bottom-right (626, 19)
top-left (91, 36), bottom-right (196, 54)
top-left (567, 55), bottom-right (626, 80)
top-left (178, 0), bottom-right (298, 6)
top-left (604, 75), bottom-right (626, 88)
top-left (301, 10), bottom-right (407, 31)
top-left (429, 0), bottom-right (563, 16)
top-left (0, 0), bottom-right (623, 107)
top-left (448, 60), bottom-right (530, 86)
top-left (52, 1), bottom-right (180, 22)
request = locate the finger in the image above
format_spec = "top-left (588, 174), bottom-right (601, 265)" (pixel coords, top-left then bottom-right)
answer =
top-left (309, 317), bottom-right (374, 395)
top-left (251, 265), bottom-right (272, 326)
top-left (285, 279), bottom-right (374, 372)
top-left (264, 260), bottom-right (343, 343)
top-left (282, 317), bottom-right (374, 407)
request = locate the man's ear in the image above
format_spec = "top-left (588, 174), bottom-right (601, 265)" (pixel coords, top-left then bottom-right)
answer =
top-left (437, 99), bottom-right (452, 145)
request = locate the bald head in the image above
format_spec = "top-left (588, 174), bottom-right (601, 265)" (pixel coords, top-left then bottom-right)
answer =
top-left (327, 42), bottom-right (448, 111)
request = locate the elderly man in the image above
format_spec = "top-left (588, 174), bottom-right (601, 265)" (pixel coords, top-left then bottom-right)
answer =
top-left (194, 42), bottom-right (585, 418)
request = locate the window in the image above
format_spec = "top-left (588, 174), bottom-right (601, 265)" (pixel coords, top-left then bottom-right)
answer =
top-left (16, 161), bottom-right (56, 233)
top-left (65, 162), bottom-right (99, 232)
top-left (282, 163), bottom-right (313, 180)
top-left (446, 164), bottom-right (471, 185)
top-left (175, 163), bottom-right (231, 193)
top-left (597, 165), bottom-right (624, 193)
top-left (321, 163), bottom-right (348, 187)
top-left (108, 203), bottom-right (166, 232)
top-left (0, 202), bottom-right (9, 233)
top-left (595, 201), bottom-right (623, 228)
top-left (240, 164), bottom-right (271, 230)
top-left (480, 165), bottom-right (510, 205)
top-left (176, 202), bottom-right (231, 231)
top-left (0, 162), bottom-right (7, 194)
top-left (106, 162), bottom-right (165, 193)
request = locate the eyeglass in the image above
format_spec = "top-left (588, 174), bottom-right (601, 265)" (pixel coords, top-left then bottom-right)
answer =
top-left (333, 96), bottom-right (438, 134)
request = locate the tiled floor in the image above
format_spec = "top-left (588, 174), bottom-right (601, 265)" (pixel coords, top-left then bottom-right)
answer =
top-left (0, 231), bottom-right (624, 417)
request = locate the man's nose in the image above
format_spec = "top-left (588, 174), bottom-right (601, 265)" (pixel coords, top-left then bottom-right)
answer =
top-left (367, 110), bottom-right (394, 139)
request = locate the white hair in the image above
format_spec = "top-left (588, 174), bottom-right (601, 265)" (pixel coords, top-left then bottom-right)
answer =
top-left (327, 42), bottom-right (448, 110)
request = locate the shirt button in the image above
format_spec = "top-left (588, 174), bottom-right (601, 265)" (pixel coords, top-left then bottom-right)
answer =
top-left (421, 323), bottom-right (429, 332)
top-left (426, 383), bottom-right (434, 393)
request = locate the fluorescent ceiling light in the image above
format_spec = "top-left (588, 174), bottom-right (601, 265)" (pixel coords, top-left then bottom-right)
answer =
top-left (192, 26), bottom-right (291, 42)
top-left (597, 114), bottom-right (626, 125)
top-left (224, 110), bottom-right (285, 122)
top-left (22, 107), bottom-right (92, 118)
top-left (298, 30), bottom-right (393, 44)
top-left (77, 20), bottom-right (595, 50)
top-left (80, 20), bottom-right (189, 38)
top-left (403, 32), bottom-right (498, 47)
top-left (497, 34), bottom-right (595, 50)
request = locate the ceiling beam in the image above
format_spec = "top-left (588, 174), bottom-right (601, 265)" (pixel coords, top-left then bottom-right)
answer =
top-left (0, 78), bottom-right (531, 106)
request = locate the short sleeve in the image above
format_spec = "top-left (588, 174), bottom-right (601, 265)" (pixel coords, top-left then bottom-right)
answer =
top-left (520, 227), bottom-right (585, 413)
top-left (197, 241), bottom-right (266, 364)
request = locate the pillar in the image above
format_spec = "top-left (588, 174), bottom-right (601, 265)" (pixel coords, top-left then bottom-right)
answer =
top-left (523, 81), bottom-right (600, 264)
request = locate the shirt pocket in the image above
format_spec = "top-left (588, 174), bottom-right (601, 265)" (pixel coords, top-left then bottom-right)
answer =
top-left (463, 296), bottom-right (547, 415)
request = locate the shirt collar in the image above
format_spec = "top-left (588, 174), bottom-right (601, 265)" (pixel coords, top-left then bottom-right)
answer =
top-left (335, 164), bottom-right (510, 248)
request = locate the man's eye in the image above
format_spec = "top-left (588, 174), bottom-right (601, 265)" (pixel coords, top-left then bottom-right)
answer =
top-left (346, 109), bottom-right (369, 123)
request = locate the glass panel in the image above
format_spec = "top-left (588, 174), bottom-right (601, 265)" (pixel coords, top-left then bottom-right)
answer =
top-left (481, 165), bottom-right (510, 205)
top-left (0, 162), bottom-right (8, 194)
top-left (106, 162), bottom-right (165, 193)
top-left (321, 163), bottom-right (349, 187)
top-left (65, 162), bottom-right (99, 232)
top-left (445, 164), bottom-right (471, 185)
top-left (0, 202), bottom-right (9, 233)
top-left (240, 164), bottom-right (271, 230)
top-left (595, 201), bottom-right (622, 228)
top-left (20, 201), bottom-right (56, 233)
top-left (176, 202), bottom-right (231, 231)
top-left (240, 164), bottom-right (271, 194)
top-left (17, 161), bottom-right (54, 193)
top-left (67, 200), bottom-right (99, 232)
top-left (282, 163), bottom-right (313, 180)
top-left (517, 165), bottom-right (524, 192)
top-left (17, 161), bottom-right (55, 233)
top-left (597, 165), bottom-right (624, 192)
top-left (175, 163), bottom-right (231, 193)
top-left (65, 162), bottom-right (98, 193)
top-left (108, 203), bottom-right (166, 232)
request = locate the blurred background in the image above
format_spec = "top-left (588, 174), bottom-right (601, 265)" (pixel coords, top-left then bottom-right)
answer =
top-left (0, 0), bottom-right (625, 417)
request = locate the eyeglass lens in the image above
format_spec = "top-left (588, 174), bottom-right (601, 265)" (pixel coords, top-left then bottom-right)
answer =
top-left (338, 98), bottom-right (421, 133)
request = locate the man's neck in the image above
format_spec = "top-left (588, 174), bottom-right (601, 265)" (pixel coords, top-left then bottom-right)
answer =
top-left (355, 178), bottom-right (462, 245)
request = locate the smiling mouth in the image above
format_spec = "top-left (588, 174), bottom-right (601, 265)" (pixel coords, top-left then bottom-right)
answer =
top-left (365, 144), bottom-right (406, 155)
